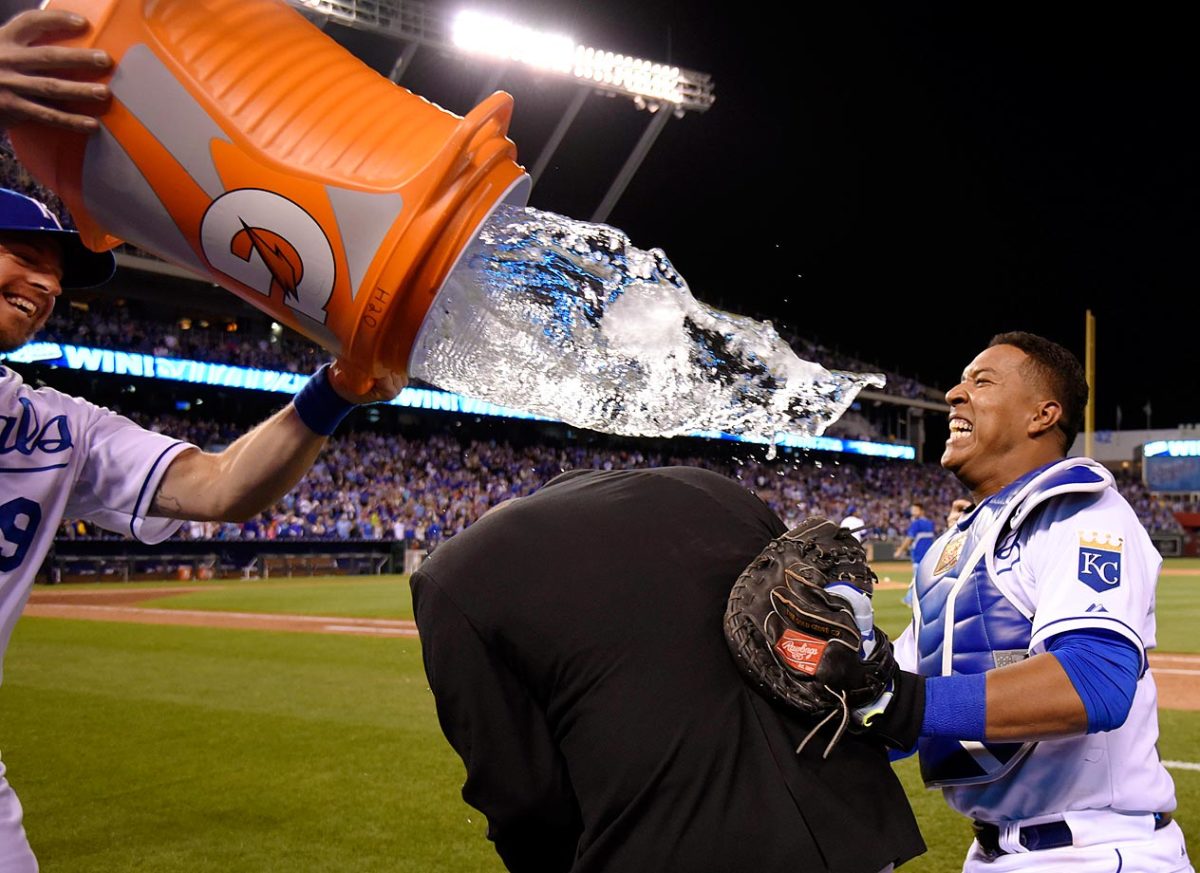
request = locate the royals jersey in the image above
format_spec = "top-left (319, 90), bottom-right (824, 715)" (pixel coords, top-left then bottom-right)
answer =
top-left (907, 515), bottom-right (936, 564)
top-left (0, 366), bottom-right (193, 683)
top-left (896, 457), bottom-right (1178, 825)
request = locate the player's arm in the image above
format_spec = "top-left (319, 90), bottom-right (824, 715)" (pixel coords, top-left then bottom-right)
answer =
top-left (0, 9), bottom-right (112, 132)
top-left (980, 650), bottom-right (1087, 739)
top-left (868, 629), bottom-right (1140, 749)
top-left (150, 361), bottom-right (402, 521)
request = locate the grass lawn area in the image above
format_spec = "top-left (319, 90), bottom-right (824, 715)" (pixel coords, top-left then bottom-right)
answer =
top-left (135, 576), bottom-right (414, 620)
top-left (4, 558), bottom-right (1197, 870)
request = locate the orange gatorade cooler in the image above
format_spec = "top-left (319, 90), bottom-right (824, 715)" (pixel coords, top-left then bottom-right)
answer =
top-left (9, 0), bottom-right (530, 385)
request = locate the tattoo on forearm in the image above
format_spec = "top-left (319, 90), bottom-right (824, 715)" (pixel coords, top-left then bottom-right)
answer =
top-left (152, 487), bottom-right (184, 516)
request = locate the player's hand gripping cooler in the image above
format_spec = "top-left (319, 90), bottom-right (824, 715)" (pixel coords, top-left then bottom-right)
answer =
top-left (724, 517), bottom-right (897, 757)
top-left (8, 0), bottom-right (529, 392)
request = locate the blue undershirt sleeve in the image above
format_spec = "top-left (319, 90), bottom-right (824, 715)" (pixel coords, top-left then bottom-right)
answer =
top-left (920, 672), bottom-right (987, 740)
top-left (1046, 629), bottom-right (1140, 733)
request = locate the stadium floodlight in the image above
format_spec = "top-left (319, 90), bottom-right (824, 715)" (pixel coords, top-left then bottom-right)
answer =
top-left (452, 9), bottom-right (686, 106)
top-left (451, 11), bottom-right (575, 75)
top-left (289, 0), bottom-right (714, 112)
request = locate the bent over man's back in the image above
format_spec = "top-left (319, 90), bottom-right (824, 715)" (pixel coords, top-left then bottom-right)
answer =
top-left (412, 466), bottom-right (923, 873)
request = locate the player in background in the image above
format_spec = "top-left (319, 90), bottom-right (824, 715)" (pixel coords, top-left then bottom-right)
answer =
top-left (859, 332), bottom-right (1191, 871)
top-left (840, 503), bottom-right (867, 542)
top-left (0, 12), bottom-right (402, 869)
top-left (896, 501), bottom-right (935, 605)
top-left (946, 497), bottom-right (972, 528)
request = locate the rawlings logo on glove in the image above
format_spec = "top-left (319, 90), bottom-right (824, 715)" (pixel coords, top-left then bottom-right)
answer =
top-left (774, 629), bottom-right (829, 675)
top-left (724, 516), bottom-right (897, 757)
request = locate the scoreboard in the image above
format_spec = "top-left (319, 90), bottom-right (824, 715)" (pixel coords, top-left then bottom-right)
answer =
top-left (1143, 440), bottom-right (1200, 492)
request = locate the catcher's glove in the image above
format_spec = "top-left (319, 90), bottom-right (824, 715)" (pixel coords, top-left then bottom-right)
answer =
top-left (724, 516), bottom-right (896, 756)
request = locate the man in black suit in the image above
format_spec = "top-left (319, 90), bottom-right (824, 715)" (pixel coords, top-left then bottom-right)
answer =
top-left (412, 466), bottom-right (924, 873)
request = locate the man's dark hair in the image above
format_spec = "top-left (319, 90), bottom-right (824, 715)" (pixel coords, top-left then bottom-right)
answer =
top-left (989, 331), bottom-right (1090, 453)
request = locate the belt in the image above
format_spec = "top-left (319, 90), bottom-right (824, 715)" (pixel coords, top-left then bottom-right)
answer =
top-left (973, 812), bottom-right (1173, 860)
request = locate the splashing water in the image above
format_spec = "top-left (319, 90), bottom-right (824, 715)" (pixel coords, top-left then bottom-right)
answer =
top-left (409, 204), bottom-right (885, 446)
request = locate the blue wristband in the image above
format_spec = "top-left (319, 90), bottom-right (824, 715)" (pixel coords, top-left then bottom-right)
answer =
top-left (921, 672), bottom-right (987, 740)
top-left (293, 364), bottom-right (356, 435)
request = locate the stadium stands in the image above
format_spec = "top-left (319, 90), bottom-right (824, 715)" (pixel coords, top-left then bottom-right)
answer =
top-left (54, 420), bottom-right (1185, 553)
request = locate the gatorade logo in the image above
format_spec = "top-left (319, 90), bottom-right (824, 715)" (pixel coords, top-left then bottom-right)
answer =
top-left (200, 189), bottom-right (336, 325)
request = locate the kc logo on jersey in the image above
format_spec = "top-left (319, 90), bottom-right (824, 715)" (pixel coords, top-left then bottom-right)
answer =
top-left (1078, 532), bottom-right (1123, 592)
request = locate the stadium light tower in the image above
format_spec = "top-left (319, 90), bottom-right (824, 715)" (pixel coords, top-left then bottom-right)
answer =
top-left (290, 0), bottom-right (715, 222)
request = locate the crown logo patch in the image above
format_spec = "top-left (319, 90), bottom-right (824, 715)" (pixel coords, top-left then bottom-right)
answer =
top-left (1079, 532), bottom-right (1124, 552)
top-left (1078, 531), bottom-right (1123, 592)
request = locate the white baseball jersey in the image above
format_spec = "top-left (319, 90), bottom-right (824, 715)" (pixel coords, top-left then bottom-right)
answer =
top-left (895, 457), bottom-right (1182, 855)
top-left (1, 364), bottom-right (195, 868)
top-left (0, 365), bottom-right (193, 682)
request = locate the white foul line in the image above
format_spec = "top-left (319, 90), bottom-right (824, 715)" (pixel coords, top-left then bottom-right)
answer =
top-left (322, 625), bottom-right (418, 637)
top-left (1164, 761), bottom-right (1200, 773)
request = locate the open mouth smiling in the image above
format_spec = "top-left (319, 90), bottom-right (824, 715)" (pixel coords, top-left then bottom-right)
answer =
top-left (948, 419), bottom-right (973, 442)
top-left (3, 292), bottom-right (39, 318)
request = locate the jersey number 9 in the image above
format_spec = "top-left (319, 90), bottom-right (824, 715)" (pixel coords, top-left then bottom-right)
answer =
top-left (0, 498), bottom-right (43, 572)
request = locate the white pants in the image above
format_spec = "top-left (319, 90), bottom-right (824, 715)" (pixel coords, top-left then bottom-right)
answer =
top-left (0, 756), bottom-right (36, 872)
top-left (962, 820), bottom-right (1192, 873)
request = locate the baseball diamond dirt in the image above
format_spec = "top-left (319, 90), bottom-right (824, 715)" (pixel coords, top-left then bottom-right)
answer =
top-left (24, 587), bottom-right (418, 637)
top-left (22, 585), bottom-right (1200, 710)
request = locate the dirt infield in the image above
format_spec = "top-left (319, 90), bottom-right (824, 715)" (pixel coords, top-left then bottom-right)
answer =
top-left (25, 587), bottom-right (418, 637)
top-left (24, 586), bottom-right (1200, 708)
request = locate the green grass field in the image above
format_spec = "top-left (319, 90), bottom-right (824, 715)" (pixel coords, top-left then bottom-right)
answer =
top-left (1, 562), bottom-right (1198, 871)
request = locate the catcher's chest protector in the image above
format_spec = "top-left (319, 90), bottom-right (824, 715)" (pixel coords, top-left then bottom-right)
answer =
top-left (912, 459), bottom-right (1112, 788)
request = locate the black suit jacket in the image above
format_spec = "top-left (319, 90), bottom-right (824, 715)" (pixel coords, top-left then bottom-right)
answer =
top-left (412, 467), bottom-right (924, 873)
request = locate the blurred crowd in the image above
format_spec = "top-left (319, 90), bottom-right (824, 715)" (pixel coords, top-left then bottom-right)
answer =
top-left (56, 420), bottom-right (1186, 548)
top-left (783, 331), bottom-right (940, 403)
top-left (40, 298), bottom-right (326, 374)
top-left (1115, 469), bottom-right (1194, 530)
top-left (1, 136), bottom-right (70, 225)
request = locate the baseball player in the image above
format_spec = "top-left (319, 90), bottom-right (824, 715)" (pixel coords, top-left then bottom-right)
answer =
top-left (861, 332), bottom-right (1192, 871)
top-left (946, 497), bottom-right (972, 528)
top-left (0, 81), bottom-right (404, 861)
top-left (896, 501), bottom-right (934, 605)
top-left (0, 183), bottom-right (399, 867)
top-left (840, 503), bottom-right (868, 542)
top-left (0, 184), bottom-right (400, 867)
top-left (0, 22), bottom-right (405, 868)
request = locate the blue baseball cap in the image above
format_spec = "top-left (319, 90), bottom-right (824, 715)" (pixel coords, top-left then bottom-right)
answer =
top-left (0, 188), bottom-right (116, 288)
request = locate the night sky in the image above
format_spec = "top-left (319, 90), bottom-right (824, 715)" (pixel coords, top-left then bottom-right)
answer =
top-left (331, 1), bottom-right (1195, 432)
